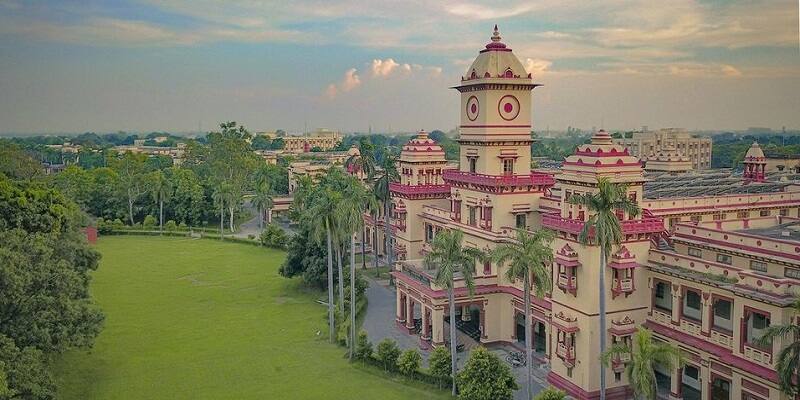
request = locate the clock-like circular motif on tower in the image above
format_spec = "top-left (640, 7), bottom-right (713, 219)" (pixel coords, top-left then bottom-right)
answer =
top-left (466, 96), bottom-right (479, 121)
top-left (498, 95), bottom-right (520, 121)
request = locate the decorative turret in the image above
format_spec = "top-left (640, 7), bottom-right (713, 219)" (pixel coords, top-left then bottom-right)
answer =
top-left (644, 143), bottom-right (692, 174)
top-left (743, 142), bottom-right (766, 182)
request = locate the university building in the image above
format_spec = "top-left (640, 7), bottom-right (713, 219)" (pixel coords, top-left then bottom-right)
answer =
top-left (614, 128), bottom-right (713, 170)
top-left (368, 28), bottom-right (800, 400)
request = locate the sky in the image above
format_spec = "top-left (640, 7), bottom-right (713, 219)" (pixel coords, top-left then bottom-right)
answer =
top-left (0, 0), bottom-right (798, 135)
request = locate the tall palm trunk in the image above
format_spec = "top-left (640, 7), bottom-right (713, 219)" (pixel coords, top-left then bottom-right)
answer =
top-left (524, 274), bottom-right (533, 400)
top-left (361, 226), bottom-right (367, 270)
top-left (219, 204), bottom-right (224, 240)
top-left (259, 207), bottom-right (264, 230)
top-left (448, 285), bottom-right (458, 396)
top-left (159, 199), bottom-right (164, 233)
top-left (350, 233), bottom-right (357, 360)
top-left (383, 201), bottom-right (392, 270)
top-left (373, 228), bottom-right (378, 270)
top-left (326, 222), bottom-right (335, 343)
top-left (599, 246), bottom-right (607, 400)
top-left (337, 244), bottom-right (345, 317)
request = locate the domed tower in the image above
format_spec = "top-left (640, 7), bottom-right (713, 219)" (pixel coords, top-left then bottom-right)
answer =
top-left (444, 26), bottom-right (553, 232)
top-left (389, 130), bottom-right (451, 260)
top-left (545, 129), bottom-right (663, 399)
top-left (743, 142), bottom-right (766, 182)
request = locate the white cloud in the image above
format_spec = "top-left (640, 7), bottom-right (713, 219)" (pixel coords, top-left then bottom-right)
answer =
top-left (524, 58), bottom-right (552, 75)
top-left (325, 59), bottom-right (442, 99)
top-left (371, 58), bottom-right (401, 77)
top-left (324, 68), bottom-right (362, 99)
top-left (445, 2), bottom-right (538, 20)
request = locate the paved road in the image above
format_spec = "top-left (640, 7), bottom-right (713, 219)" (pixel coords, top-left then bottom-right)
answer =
top-left (361, 277), bottom-right (547, 399)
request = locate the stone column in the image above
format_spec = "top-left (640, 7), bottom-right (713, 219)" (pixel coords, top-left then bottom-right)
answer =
top-left (702, 295), bottom-right (712, 336)
top-left (669, 367), bottom-right (683, 400)
top-left (432, 308), bottom-right (445, 345)
top-left (396, 290), bottom-right (405, 323)
top-left (671, 286), bottom-right (682, 325)
top-left (421, 307), bottom-right (430, 340)
top-left (479, 306), bottom-right (487, 340)
top-left (406, 296), bottom-right (415, 331)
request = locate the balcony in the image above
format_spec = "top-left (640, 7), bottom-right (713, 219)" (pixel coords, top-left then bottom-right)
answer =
top-left (542, 214), bottom-right (664, 237)
top-left (650, 308), bottom-right (672, 326)
top-left (743, 344), bottom-right (772, 366)
top-left (557, 274), bottom-right (577, 294)
top-left (611, 352), bottom-right (631, 372)
top-left (389, 183), bottom-right (450, 197)
top-left (556, 343), bottom-right (576, 367)
top-left (612, 278), bottom-right (634, 297)
top-left (680, 318), bottom-right (702, 336)
top-left (710, 329), bottom-right (734, 349)
top-left (442, 169), bottom-right (554, 190)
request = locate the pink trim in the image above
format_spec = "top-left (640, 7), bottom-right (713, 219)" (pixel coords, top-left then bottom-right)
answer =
top-left (645, 321), bottom-right (779, 383)
top-left (459, 124), bottom-right (531, 128)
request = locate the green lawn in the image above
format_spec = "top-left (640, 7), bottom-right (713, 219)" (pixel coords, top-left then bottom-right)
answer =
top-left (53, 236), bottom-right (450, 400)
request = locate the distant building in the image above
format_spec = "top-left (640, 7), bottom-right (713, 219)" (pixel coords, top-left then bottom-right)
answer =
top-left (614, 128), bottom-right (712, 170)
top-left (282, 128), bottom-right (342, 153)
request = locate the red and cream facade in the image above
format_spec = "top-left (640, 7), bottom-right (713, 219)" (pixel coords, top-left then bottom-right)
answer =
top-left (383, 28), bottom-right (800, 400)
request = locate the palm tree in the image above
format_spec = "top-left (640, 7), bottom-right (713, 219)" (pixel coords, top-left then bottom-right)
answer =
top-left (371, 151), bottom-right (400, 271)
top-left (335, 177), bottom-right (374, 359)
top-left (149, 170), bottom-right (171, 232)
top-left (424, 229), bottom-right (485, 396)
top-left (600, 328), bottom-right (684, 400)
top-left (307, 185), bottom-right (341, 344)
top-left (252, 183), bottom-right (274, 230)
top-left (212, 184), bottom-right (232, 240)
top-left (491, 228), bottom-right (555, 400)
top-left (755, 297), bottom-right (800, 397)
top-left (569, 177), bottom-right (640, 400)
top-left (345, 138), bottom-right (377, 270)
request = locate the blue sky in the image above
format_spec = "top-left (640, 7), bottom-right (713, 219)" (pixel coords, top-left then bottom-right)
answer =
top-left (0, 0), bottom-right (798, 134)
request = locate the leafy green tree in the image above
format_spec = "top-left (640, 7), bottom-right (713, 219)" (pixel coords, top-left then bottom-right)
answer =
top-left (569, 177), bottom-right (640, 400)
top-left (428, 346), bottom-right (452, 389)
top-left (168, 167), bottom-right (207, 226)
top-left (457, 347), bottom-right (518, 400)
top-left (0, 142), bottom-right (42, 181)
top-left (534, 387), bottom-right (567, 400)
top-left (601, 329), bottom-right (684, 400)
top-left (371, 150), bottom-right (399, 269)
top-left (51, 165), bottom-right (92, 208)
top-left (279, 224), bottom-right (329, 288)
top-left (755, 297), bottom-right (800, 397)
top-left (148, 170), bottom-right (172, 231)
top-left (375, 339), bottom-right (401, 372)
top-left (87, 167), bottom-right (124, 220)
top-left (397, 349), bottom-right (422, 376)
top-left (424, 229), bottom-right (485, 396)
top-left (253, 164), bottom-right (289, 195)
top-left (345, 138), bottom-right (376, 269)
top-left (110, 151), bottom-right (148, 225)
top-left (0, 176), bottom-right (103, 399)
top-left (354, 330), bottom-right (373, 360)
top-left (269, 137), bottom-right (285, 150)
top-left (260, 224), bottom-right (288, 248)
top-left (206, 122), bottom-right (258, 232)
top-left (491, 228), bottom-right (554, 399)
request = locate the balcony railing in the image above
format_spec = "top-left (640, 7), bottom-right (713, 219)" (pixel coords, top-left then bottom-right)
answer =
top-left (612, 278), bottom-right (634, 297)
top-left (542, 213), bottom-right (664, 237)
top-left (557, 274), bottom-right (577, 291)
top-left (710, 329), bottom-right (734, 349)
top-left (612, 352), bottom-right (631, 371)
top-left (556, 343), bottom-right (576, 366)
top-left (650, 308), bottom-right (672, 326)
top-left (743, 344), bottom-right (772, 366)
top-left (389, 183), bottom-right (451, 196)
top-left (443, 169), bottom-right (554, 188)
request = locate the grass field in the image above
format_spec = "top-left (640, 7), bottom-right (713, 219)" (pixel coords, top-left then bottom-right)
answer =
top-left (53, 236), bottom-right (450, 400)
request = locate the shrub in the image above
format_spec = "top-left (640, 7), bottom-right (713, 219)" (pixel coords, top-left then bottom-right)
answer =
top-left (375, 339), bottom-right (400, 372)
top-left (397, 349), bottom-right (422, 376)
top-left (428, 346), bottom-right (452, 389)
top-left (179, 222), bottom-right (187, 230)
top-left (112, 219), bottom-right (125, 230)
top-left (534, 387), bottom-right (567, 400)
top-left (260, 224), bottom-right (288, 248)
top-left (457, 347), bottom-right (518, 400)
top-left (132, 222), bottom-right (142, 230)
top-left (354, 330), bottom-right (373, 360)
top-left (165, 220), bottom-right (177, 232)
top-left (143, 215), bottom-right (157, 229)
top-left (96, 218), bottom-right (112, 234)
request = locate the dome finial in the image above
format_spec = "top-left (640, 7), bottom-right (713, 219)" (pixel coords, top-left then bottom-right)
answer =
top-left (491, 25), bottom-right (501, 42)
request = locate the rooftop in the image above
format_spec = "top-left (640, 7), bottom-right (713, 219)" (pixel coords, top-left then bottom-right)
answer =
top-left (739, 221), bottom-right (800, 243)
top-left (643, 169), bottom-right (793, 199)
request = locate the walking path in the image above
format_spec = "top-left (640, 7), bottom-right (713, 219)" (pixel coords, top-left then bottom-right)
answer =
top-left (361, 275), bottom-right (549, 399)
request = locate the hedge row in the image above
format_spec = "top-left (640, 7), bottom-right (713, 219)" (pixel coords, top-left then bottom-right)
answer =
top-left (100, 229), bottom-right (263, 246)
top-left (359, 354), bottom-right (452, 388)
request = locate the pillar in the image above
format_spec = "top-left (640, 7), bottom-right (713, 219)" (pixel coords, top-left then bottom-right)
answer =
top-left (432, 308), bottom-right (445, 345)
top-left (421, 307), bottom-right (431, 340)
top-left (461, 305), bottom-right (470, 321)
top-left (702, 295), bottom-right (712, 336)
top-left (396, 290), bottom-right (405, 323)
top-left (406, 296), bottom-right (415, 331)
top-left (671, 286), bottom-right (682, 326)
top-left (669, 367), bottom-right (683, 400)
top-left (479, 306), bottom-right (487, 340)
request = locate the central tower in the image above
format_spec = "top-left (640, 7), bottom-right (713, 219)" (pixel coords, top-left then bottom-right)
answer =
top-left (453, 25), bottom-right (539, 177)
